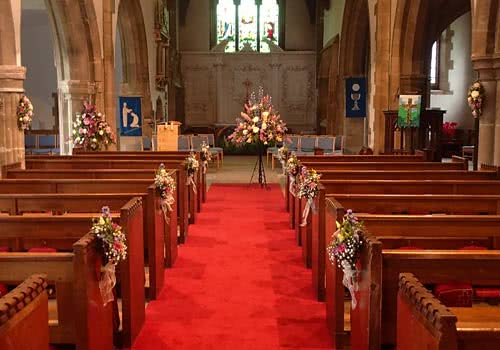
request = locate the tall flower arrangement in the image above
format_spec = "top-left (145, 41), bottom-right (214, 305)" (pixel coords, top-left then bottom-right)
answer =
top-left (72, 102), bottom-right (115, 151)
top-left (326, 209), bottom-right (363, 308)
top-left (185, 152), bottom-right (199, 193)
top-left (92, 206), bottom-right (127, 304)
top-left (228, 87), bottom-right (287, 147)
top-left (16, 95), bottom-right (34, 131)
top-left (297, 166), bottom-right (321, 227)
top-left (154, 164), bottom-right (176, 222)
top-left (468, 81), bottom-right (485, 119)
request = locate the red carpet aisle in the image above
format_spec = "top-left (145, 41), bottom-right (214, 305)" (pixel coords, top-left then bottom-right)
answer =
top-left (132, 184), bottom-right (332, 350)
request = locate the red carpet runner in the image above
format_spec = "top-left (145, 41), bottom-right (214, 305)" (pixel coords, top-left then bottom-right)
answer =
top-left (132, 184), bottom-right (332, 349)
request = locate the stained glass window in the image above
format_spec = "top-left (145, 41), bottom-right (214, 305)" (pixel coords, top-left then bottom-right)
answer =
top-left (215, 0), bottom-right (280, 53)
top-left (217, 0), bottom-right (236, 52)
top-left (239, 0), bottom-right (258, 51)
top-left (260, 0), bottom-right (279, 52)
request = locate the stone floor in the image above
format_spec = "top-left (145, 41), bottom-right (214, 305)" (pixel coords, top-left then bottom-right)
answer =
top-left (206, 155), bottom-right (286, 189)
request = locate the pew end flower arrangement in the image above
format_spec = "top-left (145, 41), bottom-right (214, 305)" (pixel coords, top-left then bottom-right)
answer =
top-left (154, 163), bottom-right (176, 222)
top-left (286, 153), bottom-right (300, 196)
top-left (17, 95), bottom-right (34, 131)
top-left (72, 102), bottom-right (115, 151)
top-left (277, 144), bottom-right (289, 174)
top-left (185, 152), bottom-right (199, 193)
top-left (297, 166), bottom-right (321, 227)
top-left (200, 142), bottom-right (212, 174)
top-left (92, 206), bottom-right (127, 305)
top-left (468, 81), bottom-right (485, 119)
top-left (326, 209), bottom-right (364, 309)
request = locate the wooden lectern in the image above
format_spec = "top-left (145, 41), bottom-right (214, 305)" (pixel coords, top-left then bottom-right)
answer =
top-left (157, 121), bottom-right (182, 151)
top-left (384, 109), bottom-right (445, 161)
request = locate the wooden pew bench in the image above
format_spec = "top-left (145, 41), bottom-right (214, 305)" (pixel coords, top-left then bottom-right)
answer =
top-left (0, 191), bottom-right (175, 300)
top-left (288, 168), bottom-right (499, 230)
top-left (7, 167), bottom-right (195, 231)
top-left (24, 157), bottom-right (204, 214)
top-left (0, 199), bottom-right (144, 348)
top-left (351, 244), bottom-right (500, 350)
top-left (0, 274), bottom-right (50, 350)
top-left (308, 193), bottom-right (500, 300)
top-left (26, 151), bottom-right (208, 203)
top-left (397, 273), bottom-right (500, 350)
top-left (0, 235), bottom-right (114, 349)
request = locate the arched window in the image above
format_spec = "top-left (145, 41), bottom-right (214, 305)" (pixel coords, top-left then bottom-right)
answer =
top-left (212, 0), bottom-right (282, 53)
top-left (430, 40), bottom-right (440, 89)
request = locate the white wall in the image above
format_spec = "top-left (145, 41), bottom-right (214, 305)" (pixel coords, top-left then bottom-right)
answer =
top-left (21, 6), bottom-right (58, 129)
top-left (430, 12), bottom-right (474, 130)
top-left (323, 0), bottom-right (344, 47)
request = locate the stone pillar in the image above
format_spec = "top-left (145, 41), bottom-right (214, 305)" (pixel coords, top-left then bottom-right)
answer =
top-left (0, 65), bottom-right (26, 174)
top-left (103, 0), bottom-right (117, 149)
top-left (493, 60), bottom-right (500, 165)
top-left (58, 80), bottom-right (100, 155)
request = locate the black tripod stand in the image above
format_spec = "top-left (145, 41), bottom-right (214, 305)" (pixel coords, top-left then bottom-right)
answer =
top-left (249, 143), bottom-right (269, 189)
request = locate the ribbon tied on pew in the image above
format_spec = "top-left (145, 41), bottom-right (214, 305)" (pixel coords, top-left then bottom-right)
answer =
top-left (99, 262), bottom-right (117, 305)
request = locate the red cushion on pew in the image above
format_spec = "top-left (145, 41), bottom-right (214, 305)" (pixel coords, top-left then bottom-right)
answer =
top-left (475, 288), bottom-right (500, 299)
top-left (0, 283), bottom-right (8, 297)
top-left (0, 246), bottom-right (9, 252)
top-left (461, 245), bottom-right (488, 250)
top-left (434, 283), bottom-right (473, 307)
top-left (28, 247), bottom-right (57, 253)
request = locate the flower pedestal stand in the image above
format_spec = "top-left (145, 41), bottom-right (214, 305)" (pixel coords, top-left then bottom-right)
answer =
top-left (249, 143), bottom-right (269, 189)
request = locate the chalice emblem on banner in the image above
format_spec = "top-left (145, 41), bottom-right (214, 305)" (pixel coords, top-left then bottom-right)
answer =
top-left (351, 83), bottom-right (361, 111)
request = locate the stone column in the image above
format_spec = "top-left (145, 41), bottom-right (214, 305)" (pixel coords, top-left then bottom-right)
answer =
top-left (58, 80), bottom-right (100, 155)
top-left (0, 65), bottom-right (26, 174)
top-left (103, 0), bottom-right (117, 150)
top-left (493, 59), bottom-right (500, 165)
top-left (473, 60), bottom-right (496, 166)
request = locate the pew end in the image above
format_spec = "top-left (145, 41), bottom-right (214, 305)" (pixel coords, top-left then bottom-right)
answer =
top-left (0, 274), bottom-right (49, 350)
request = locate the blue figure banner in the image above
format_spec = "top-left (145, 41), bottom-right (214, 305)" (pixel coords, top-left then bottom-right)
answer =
top-left (119, 96), bottom-right (142, 136)
top-left (345, 77), bottom-right (367, 118)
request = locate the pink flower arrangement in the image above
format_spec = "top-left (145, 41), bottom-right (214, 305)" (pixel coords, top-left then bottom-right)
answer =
top-left (72, 102), bottom-right (115, 151)
top-left (228, 87), bottom-right (288, 147)
top-left (467, 81), bottom-right (485, 119)
top-left (16, 95), bottom-right (34, 131)
top-left (92, 206), bottom-right (127, 265)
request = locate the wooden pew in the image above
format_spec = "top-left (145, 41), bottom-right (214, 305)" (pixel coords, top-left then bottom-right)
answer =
top-left (289, 168), bottom-right (498, 231)
top-left (24, 158), bottom-right (203, 214)
top-left (0, 198), bottom-right (144, 348)
top-left (0, 191), bottom-right (175, 300)
top-left (0, 234), bottom-right (114, 350)
top-left (0, 176), bottom-right (188, 245)
top-left (299, 160), bottom-right (468, 171)
top-left (397, 273), bottom-right (500, 350)
top-left (0, 274), bottom-right (50, 350)
top-left (351, 239), bottom-right (500, 349)
top-left (27, 151), bottom-right (208, 203)
top-left (309, 193), bottom-right (500, 300)
top-left (6, 167), bottom-right (193, 231)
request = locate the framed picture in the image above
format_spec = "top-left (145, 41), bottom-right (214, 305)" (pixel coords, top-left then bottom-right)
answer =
top-left (119, 96), bottom-right (142, 137)
top-left (398, 95), bottom-right (421, 128)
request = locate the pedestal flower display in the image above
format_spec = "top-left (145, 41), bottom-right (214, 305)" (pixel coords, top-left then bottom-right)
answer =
top-left (228, 87), bottom-right (288, 186)
top-left (16, 95), bottom-right (34, 131)
top-left (72, 102), bottom-right (115, 151)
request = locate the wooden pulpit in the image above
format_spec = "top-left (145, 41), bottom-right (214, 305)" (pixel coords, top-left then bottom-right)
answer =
top-left (384, 109), bottom-right (445, 161)
top-left (157, 121), bottom-right (182, 151)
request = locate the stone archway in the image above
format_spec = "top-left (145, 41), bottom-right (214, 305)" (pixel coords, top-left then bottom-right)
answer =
top-left (337, 0), bottom-right (370, 152)
top-left (0, 0), bottom-right (26, 169)
top-left (44, 0), bottom-right (103, 154)
top-left (116, 0), bottom-right (153, 136)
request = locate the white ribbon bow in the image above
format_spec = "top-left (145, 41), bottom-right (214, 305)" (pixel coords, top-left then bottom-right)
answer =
top-left (300, 197), bottom-right (316, 227)
top-left (341, 260), bottom-right (359, 309)
top-left (186, 173), bottom-right (197, 194)
top-left (289, 176), bottom-right (297, 197)
top-left (99, 262), bottom-right (117, 305)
